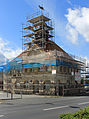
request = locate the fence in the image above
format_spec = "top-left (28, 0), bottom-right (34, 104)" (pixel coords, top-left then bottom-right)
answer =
top-left (1, 83), bottom-right (84, 99)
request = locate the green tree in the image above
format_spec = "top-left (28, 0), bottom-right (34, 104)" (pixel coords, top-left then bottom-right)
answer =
top-left (85, 80), bottom-right (89, 84)
top-left (81, 78), bottom-right (84, 84)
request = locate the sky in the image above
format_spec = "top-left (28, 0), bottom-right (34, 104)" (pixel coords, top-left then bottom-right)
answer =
top-left (0, 0), bottom-right (89, 63)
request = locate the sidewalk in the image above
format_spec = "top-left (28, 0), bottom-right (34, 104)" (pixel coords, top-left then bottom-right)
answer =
top-left (0, 91), bottom-right (23, 100)
top-left (0, 91), bottom-right (50, 100)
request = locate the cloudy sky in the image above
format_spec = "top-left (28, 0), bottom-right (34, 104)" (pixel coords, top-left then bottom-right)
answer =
top-left (0, 0), bottom-right (89, 62)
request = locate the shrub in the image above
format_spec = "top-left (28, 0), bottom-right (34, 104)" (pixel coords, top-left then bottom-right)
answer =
top-left (59, 107), bottom-right (89, 119)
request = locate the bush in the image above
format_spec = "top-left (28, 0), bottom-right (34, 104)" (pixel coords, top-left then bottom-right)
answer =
top-left (59, 107), bottom-right (89, 119)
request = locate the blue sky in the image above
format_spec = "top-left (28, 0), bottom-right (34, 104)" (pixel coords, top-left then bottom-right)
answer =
top-left (0, 0), bottom-right (89, 62)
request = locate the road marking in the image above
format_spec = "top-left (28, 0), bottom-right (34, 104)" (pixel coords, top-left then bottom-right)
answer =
top-left (43, 105), bottom-right (69, 111)
top-left (0, 115), bottom-right (4, 117)
top-left (78, 102), bottom-right (89, 105)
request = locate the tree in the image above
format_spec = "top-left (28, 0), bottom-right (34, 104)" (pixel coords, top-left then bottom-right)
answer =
top-left (81, 78), bottom-right (84, 84)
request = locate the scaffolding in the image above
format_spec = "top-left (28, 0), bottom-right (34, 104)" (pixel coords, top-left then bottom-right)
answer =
top-left (22, 8), bottom-right (54, 51)
top-left (1, 6), bottom-right (87, 96)
top-left (2, 50), bottom-right (85, 77)
top-left (1, 6), bottom-right (85, 76)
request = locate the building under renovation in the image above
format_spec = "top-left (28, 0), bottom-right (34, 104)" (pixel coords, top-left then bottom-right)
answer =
top-left (3, 8), bottom-right (84, 95)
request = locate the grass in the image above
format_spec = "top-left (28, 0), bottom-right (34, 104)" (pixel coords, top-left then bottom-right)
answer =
top-left (59, 107), bottom-right (89, 119)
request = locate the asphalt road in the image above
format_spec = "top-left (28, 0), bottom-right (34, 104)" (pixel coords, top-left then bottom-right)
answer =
top-left (0, 95), bottom-right (89, 119)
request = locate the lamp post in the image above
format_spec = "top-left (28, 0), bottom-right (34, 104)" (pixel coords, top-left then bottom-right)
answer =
top-left (6, 65), bottom-right (8, 97)
top-left (0, 67), bottom-right (3, 90)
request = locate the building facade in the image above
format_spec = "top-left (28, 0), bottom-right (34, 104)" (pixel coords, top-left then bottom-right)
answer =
top-left (3, 9), bottom-right (83, 95)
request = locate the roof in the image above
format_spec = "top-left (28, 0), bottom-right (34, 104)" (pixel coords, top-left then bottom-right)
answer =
top-left (46, 40), bottom-right (70, 56)
top-left (45, 40), bottom-right (84, 65)
top-left (9, 40), bottom-right (83, 66)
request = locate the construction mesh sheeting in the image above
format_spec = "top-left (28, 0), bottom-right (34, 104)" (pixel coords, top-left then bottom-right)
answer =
top-left (3, 50), bottom-right (85, 72)
top-left (22, 50), bottom-right (71, 64)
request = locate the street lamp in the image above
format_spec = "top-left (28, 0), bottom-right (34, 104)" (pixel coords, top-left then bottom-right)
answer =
top-left (0, 66), bottom-right (3, 90)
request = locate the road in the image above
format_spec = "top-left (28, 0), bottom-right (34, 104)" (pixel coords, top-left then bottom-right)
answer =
top-left (0, 95), bottom-right (89, 119)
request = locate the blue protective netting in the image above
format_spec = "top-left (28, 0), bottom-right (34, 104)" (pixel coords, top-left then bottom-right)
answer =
top-left (56, 59), bottom-right (78, 68)
top-left (0, 55), bottom-right (78, 73)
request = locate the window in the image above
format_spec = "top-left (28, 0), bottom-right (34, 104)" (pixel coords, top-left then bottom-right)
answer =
top-left (18, 70), bottom-right (20, 73)
top-left (30, 68), bottom-right (34, 72)
top-left (45, 66), bottom-right (48, 72)
top-left (38, 67), bottom-right (40, 72)
top-left (38, 67), bottom-right (44, 72)
top-left (67, 68), bottom-right (69, 73)
top-left (60, 66), bottom-right (62, 72)
top-left (56, 66), bottom-right (60, 72)
top-left (69, 68), bottom-right (72, 73)
top-left (25, 68), bottom-right (28, 73)
top-left (9, 70), bottom-right (12, 75)
top-left (64, 67), bottom-right (66, 73)
top-left (45, 66), bottom-right (51, 72)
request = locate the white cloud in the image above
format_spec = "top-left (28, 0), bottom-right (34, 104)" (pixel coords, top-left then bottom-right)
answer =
top-left (84, 56), bottom-right (89, 67)
top-left (4, 48), bottom-right (22, 59)
top-left (0, 37), bottom-right (22, 59)
top-left (65, 7), bottom-right (89, 44)
top-left (0, 37), bottom-right (8, 50)
top-left (0, 52), bottom-right (7, 64)
top-left (66, 24), bottom-right (78, 44)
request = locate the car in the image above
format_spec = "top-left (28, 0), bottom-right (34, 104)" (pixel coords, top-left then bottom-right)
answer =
top-left (84, 85), bottom-right (89, 91)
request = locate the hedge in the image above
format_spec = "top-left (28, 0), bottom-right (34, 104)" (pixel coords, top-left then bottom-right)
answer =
top-left (59, 107), bottom-right (89, 119)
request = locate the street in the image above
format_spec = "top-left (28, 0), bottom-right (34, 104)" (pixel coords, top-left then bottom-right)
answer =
top-left (0, 95), bottom-right (89, 119)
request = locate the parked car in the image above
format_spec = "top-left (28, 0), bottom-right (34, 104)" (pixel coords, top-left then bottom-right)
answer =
top-left (84, 84), bottom-right (89, 91)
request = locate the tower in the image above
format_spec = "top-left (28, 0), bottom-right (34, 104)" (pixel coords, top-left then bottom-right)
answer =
top-left (23, 6), bottom-right (54, 51)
